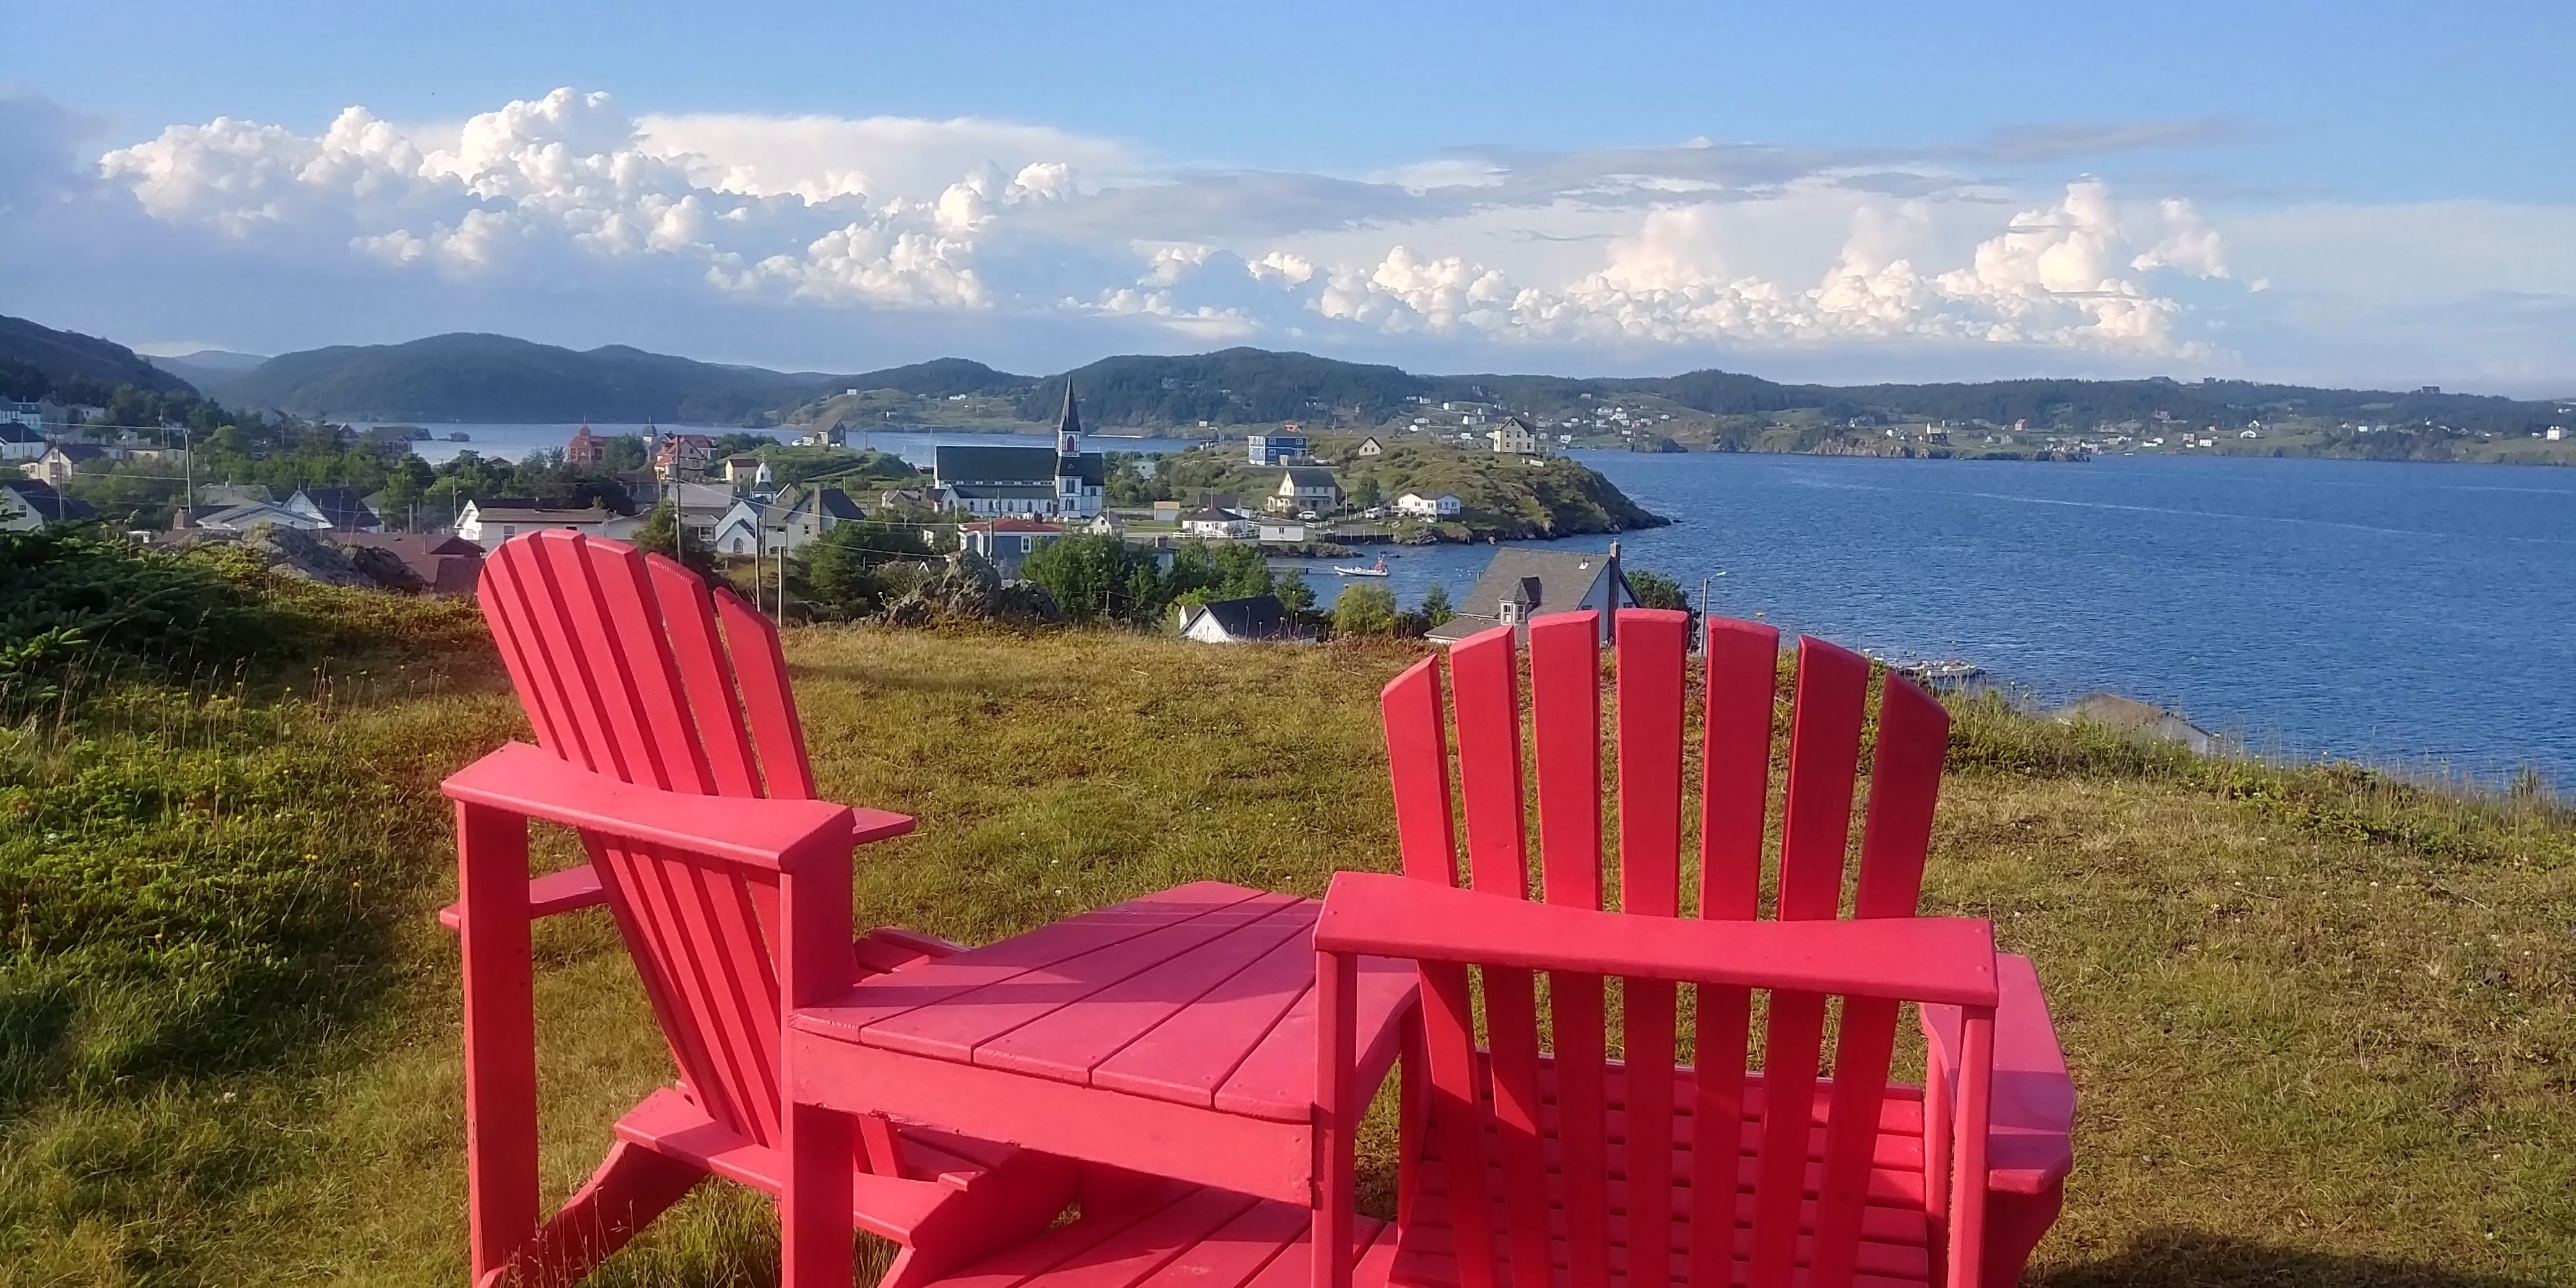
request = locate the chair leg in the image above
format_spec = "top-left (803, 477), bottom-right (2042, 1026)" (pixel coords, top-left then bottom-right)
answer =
top-left (504, 1141), bottom-right (707, 1288)
top-left (877, 1151), bottom-right (1081, 1288)
top-left (459, 803), bottom-right (540, 1286)
top-left (1980, 1182), bottom-right (2065, 1288)
top-left (783, 1101), bottom-right (857, 1288)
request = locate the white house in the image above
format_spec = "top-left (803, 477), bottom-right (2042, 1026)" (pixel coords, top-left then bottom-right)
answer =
top-left (0, 480), bottom-right (95, 530)
top-left (1395, 492), bottom-right (1461, 518)
top-left (1355, 437), bottom-right (1383, 457)
top-left (710, 499), bottom-right (788, 557)
top-left (1180, 508), bottom-right (1254, 539)
top-left (1267, 466), bottom-right (1340, 515)
top-left (0, 423), bottom-right (48, 461)
top-left (456, 501), bottom-right (642, 551)
top-left (22, 443), bottom-right (112, 485)
top-left (1177, 594), bottom-right (1303, 644)
top-left (1488, 417), bottom-right (1543, 455)
top-left (1255, 518), bottom-right (1307, 543)
top-left (180, 500), bottom-right (329, 533)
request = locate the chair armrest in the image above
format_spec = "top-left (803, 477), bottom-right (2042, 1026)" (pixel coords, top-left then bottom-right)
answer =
top-left (1924, 952), bottom-right (2074, 1193)
top-left (1316, 871), bottom-right (1996, 1007)
top-left (441, 741), bottom-right (913, 872)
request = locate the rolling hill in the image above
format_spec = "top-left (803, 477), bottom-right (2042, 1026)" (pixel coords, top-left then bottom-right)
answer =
top-left (146, 349), bottom-right (271, 394)
top-left (0, 314), bottom-right (199, 399)
top-left (214, 333), bottom-right (846, 423)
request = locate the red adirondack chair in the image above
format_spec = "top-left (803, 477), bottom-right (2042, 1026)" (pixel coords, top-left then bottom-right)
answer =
top-left (440, 531), bottom-right (1077, 1288)
top-left (829, 609), bottom-right (2068, 1288)
top-left (1355, 609), bottom-right (2073, 1288)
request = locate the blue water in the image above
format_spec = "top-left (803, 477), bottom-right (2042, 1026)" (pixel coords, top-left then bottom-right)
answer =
top-left (368, 422), bottom-right (1205, 466)
top-left (1289, 453), bottom-right (2576, 785)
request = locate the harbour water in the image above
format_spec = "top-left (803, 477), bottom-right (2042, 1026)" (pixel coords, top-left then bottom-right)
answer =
top-left (1294, 453), bottom-right (2576, 786)
top-left (397, 425), bottom-right (2576, 783)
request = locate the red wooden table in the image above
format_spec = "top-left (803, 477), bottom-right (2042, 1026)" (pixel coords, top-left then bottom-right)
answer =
top-left (786, 881), bottom-right (1419, 1206)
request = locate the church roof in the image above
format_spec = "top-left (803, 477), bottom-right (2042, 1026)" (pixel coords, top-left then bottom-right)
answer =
top-left (1058, 382), bottom-right (1082, 438)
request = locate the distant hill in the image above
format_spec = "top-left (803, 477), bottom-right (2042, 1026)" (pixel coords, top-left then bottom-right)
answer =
top-left (217, 333), bottom-right (846, 424)
top-left (842, 357), bottom-right (1031, 398)
top-left (146, 349), bottom-right (269, 395)
top-left (0, 314), bottom-right (199, 399)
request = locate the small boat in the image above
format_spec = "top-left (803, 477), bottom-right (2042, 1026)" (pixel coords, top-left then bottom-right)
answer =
top-left (447, 432), bottom-right (471, 442)
top-left (1334, 555), bottom-right (1391, 578)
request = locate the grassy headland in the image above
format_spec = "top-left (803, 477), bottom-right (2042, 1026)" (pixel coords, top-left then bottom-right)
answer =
top-left (2, 573), bottom-right (2571, 1286)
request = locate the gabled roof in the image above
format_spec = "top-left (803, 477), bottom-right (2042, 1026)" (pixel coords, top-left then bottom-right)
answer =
top-left (934, 443), bottom-right (1059, 484)
top-left (1181, 507), bottom-right (1245, 524)
top-left (1427, 548), bottom-right (1632, 643)
top-left (0, 480), bottom-right (96, 521)
top-left (0, 424), bottom-right (46, 444)
top-left (803, 487), bottom-right (866, 521)
top-left (290, 485), bottom-right (380, 529)
top-left (1281, 466), bottom-right (1339, 489)
top-left (1186, 594), bottom-right (1292, 640)
top-left (46, 443), bottom-right (108, 462)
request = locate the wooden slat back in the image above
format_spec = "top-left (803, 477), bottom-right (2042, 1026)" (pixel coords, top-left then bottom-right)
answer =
top-left (475, 532), bottom-right (798, 1146)
top-left (1689, 616), bottom-right (1778, 1288)
top-left (1378, 611), bottom-right (1956, 1288)
top-left (1527, 612), bottom-right (1611, 1288)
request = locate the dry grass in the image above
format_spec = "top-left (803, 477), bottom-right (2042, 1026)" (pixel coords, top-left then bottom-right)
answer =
top-left (4, 625), bottom-right (2571, 1286)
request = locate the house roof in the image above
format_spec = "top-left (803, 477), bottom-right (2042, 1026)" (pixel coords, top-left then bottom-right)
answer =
top-left (0, 424), bottom-right (45, 444)
top-left (1281, 466), bottom-right (1339, 490)
top-left (1, 480), bottom-right (96, 521)
top-left (191, 501), bottom-right (320, 531)
top-left (973, 518), bottom-right (1063, 533)
top-left (470, 505), bottom-right (617, 524)
top-left (1181, 507), bottom-right (1244, 524)
top-left (290, 485), bottom-right (379, 529)
top-left (331, 533), bottom-right (484, 592)
top-left (1427, 548), bottom-right (1630, 642)
top-left (48, 443), bottom-right (108, 462)
top-left (800, 487), bottom-right (866, 521)
top-left (1187, 594), bottom-right (1292, 640)
top-left (935, 443), bottom-right (1058, 484)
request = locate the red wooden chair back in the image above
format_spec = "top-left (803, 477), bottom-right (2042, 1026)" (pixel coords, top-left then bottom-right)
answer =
top-left (1378, 609), bottom-right (1960, 1288)
top-left (478, 529), bottom-right (814, 1148)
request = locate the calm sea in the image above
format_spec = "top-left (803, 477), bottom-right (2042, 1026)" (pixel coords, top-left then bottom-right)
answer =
top-left (366, 422), bottom-right (1204, 465)
top-left (393, 425), bottom-right (2576, 783)
top-left (1289, 453), bottom-right (2576, 787)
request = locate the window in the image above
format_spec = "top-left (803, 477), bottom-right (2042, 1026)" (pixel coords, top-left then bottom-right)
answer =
top-left (1498, 601), bottom-right (1521, 625)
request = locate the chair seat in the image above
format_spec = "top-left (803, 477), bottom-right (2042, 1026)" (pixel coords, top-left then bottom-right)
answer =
top-left (923, 1181), bottom-right (1397, 1288)
top-left (1397, 1057), bottom-right (1936, 1288)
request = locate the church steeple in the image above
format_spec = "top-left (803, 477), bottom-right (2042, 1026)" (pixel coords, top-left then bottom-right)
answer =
top-left (1056, 381), bottom-right (1082, 457)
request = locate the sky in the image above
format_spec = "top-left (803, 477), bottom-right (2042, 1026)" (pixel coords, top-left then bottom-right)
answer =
top-left (3, 1), bottom-right (2571, 393)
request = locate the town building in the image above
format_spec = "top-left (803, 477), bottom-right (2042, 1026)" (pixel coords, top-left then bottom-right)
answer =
top-left (1255, 518), bottom-right (1307, 543)
top-left (651, 432), bottom-right (716, 481)
top-left (455, 500), bottom-right (642, 550)
top-left (331, 533), bottom-right (486, 595)
top-left (959, 518), bottom-right (1065, 579)
top-left (286, 486), bottom-right (384, 532)
top-left (710, 499), bottom-right (791, 557)
top-left (1395, 492), bottom-right (1461, 518)
top-left (777, 486), bottom-right (866, 550)
top-left (0, 423), bottom-right (48, 461)
top-left (3, 399), bottom-right (69, 432)
top-left (1488, 416), bottom-right (1544, 455)
top-left (565, 422), bottom-right (609, 466)
top-left (22, 443), bottom-right (110, 485)
top-left (1177, 594), bottom-right (1304, 644)
top-left (1355, 437), bottom-right (1384, 457)
top-left (0, 479), bottom-right (95, 530)
top-left (178, 500), bottom-right (327, 533)
top-left (1179, 508), bottom-right (1254, 539)
top-left (1247, 429), bottom-right (1310, 466)
top-left (669, 481), bottom-right (736, 546)
top-left (1267, 466), bottom-right (1340, 515)
top-left (722, 455), bottom-right (772, 487)
top-left (930, 386), bottom-right (1103, 518)
top-left (1427, 545), bottom-right (1638, 645)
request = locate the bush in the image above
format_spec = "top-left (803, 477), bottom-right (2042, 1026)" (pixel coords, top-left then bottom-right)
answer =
top-left (1333, 583), bottom-right (1399, 637)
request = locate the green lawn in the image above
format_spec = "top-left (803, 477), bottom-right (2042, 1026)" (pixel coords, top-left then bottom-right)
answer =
top-left (3, 625), bottom-right (2570, 1286)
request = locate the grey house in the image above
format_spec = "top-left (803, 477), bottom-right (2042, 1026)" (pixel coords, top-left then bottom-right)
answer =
top-left (1426, 545), bottom-right (1639, 645)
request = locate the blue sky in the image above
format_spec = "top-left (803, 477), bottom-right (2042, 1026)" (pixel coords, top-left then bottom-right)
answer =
top-left (4, 1), bottom-right (2571, 391)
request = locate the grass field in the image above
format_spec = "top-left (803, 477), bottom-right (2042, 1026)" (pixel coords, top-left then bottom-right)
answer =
top-left (3, 622), bottom-right (2571, 1286)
